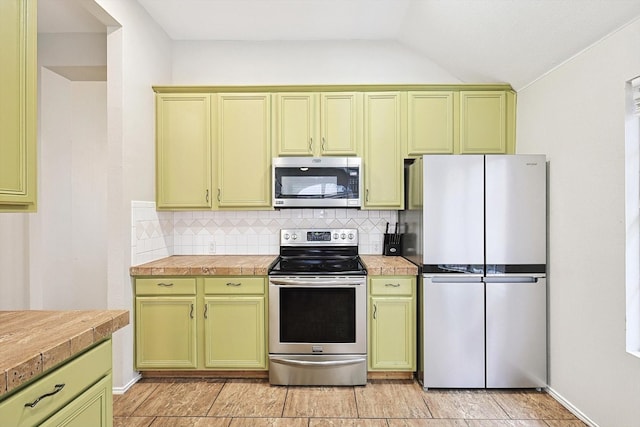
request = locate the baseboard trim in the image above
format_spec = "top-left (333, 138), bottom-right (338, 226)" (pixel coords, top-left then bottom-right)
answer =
top-left (546, 386), bottom-right (599, 427)
top-left (112, 372), bottom-right (142, 395)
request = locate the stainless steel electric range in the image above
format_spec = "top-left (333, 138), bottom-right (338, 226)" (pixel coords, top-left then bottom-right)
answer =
top-left (267, 228), bottom-right (368, 386)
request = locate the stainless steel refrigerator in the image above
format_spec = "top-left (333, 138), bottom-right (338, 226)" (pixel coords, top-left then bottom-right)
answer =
top-left (416, 154), bottom-right (547, 389)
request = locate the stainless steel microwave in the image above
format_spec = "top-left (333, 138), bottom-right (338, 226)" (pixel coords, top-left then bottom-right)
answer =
top-left (272, 157), bottom-right (362, 208)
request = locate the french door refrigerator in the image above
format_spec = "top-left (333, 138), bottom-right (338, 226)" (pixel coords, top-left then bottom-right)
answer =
top-left (419, 154), bottom-right (547, 389)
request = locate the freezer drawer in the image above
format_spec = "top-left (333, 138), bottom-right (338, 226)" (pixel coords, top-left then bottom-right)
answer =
top-left (423, 275), bottom-right (485, 388)
top-left (485, 275), bottom-right (547, 388)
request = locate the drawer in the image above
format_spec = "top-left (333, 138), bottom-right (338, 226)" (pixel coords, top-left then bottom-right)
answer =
top-left (370, 277), bottom-right (414, 296)
top-left (0, 339), bottom-right (112, 427)
top-left (204, 277), bottom-right (265, 295)
top-left (136, 277), bottom-right (196, 295)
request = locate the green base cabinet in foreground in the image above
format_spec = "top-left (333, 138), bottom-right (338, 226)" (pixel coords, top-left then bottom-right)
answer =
top-left (0, 340), bottom-right (113, 427)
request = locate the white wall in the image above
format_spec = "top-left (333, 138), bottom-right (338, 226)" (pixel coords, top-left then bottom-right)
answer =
top-left (517, 18), bottom-right (640, 426)
top-left (171, 40), bottom-right (460, 85)
top-left (29, 69), bottom-right (108, 310)
top-left (95, 0), bottom-right (172, 391)
top-left (0, 215), bottom-right (28, 309)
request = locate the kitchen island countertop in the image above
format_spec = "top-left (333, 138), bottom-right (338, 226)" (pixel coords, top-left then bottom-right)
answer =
top-left (0, 310), bottom-right (129, 397)
top-left (130, 255), bottom-right (419, 277)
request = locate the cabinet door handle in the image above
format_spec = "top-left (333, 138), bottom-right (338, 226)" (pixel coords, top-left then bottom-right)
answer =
top-left (385, 283), bottom-right (401, 287)
top-left (25, 384), bottom-right (65, 408)
top-left (190, 304), bottom-right (194, 319)
top-left (321, 137), bottom-right (326, 151)
top-left (226, 282), bottom-right (242, 287)
top-left (217, 189), bottom-right (221, 202)
top-left (204, 304), bottom-right (208, 319)
top-left (366, 189), bottom-right (369, 202)
top-left (206, 189), bottom-right (209, 203)
top-left (309, 137), bottom-right (313, 153)
top-left (157, 282), bottom-right (174, 287)
top-left (373, 304), bottom-right (377, 320)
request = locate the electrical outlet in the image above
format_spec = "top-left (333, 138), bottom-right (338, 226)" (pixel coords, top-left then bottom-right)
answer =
top-left (372, 242), bottom-right (381, 254)
top-left (208, 241), bottom-right (216, 254)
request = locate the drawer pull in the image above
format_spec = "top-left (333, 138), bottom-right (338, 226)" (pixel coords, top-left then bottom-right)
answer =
top-left (25, 383), bottom-right (65, 408)
top-left (157, 282), bottom-right (174, 287)
top-left (385, 283), bottom-right (401, 287)
top-left (226, 282), bottom-right (242, 287)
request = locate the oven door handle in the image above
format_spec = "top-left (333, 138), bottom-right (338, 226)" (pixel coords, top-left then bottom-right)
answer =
top-left (269, 279), bottom-right (364, 287)
top-left (270, 357), bottom-right (367, 368)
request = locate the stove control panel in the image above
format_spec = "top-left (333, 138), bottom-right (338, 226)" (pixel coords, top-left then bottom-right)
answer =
top-left (280, 228), bottom-right (358, 246)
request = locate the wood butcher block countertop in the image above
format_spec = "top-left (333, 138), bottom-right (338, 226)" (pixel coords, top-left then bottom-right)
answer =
top-left (360, 255), bottom-right (419, 276)
top-left (0, 310), bottom-right (129, 398)
top-left (130, 255), bottom-right (418, 276)
top-left (130, 255), bottom-right (277, 276)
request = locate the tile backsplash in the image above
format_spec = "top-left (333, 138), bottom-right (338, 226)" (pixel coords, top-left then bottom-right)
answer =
top-left (131, 201), bottom-right (398, 265)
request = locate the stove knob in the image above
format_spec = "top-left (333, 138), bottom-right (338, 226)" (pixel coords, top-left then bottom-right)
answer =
top-left (333, 233), bottom-right (339, 240)
top-left (340, 233), bottom-right (346, 239)
top-left (291, 233), bottom-right (298, 240)
top-left (283, 233), bottom-right (290, 240)
top-left (348, 233), bottom-right (354, 240)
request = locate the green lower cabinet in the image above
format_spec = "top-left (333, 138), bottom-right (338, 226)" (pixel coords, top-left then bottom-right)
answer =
top-left (204, 296), bottom-right (266, 369)
top-left (368, 276), bottom-right (416, 371)
top-left (134, 276), bottom-right (267, 371)
top-left (40, 374), bottom-right (112, 427)
top-left (135, 296), bottom-right (198, 369)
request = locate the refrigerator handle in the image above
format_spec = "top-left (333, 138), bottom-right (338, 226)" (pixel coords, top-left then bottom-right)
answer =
top-left (428, 276), bottom-right (484, 283)
top-left (483, 276), bottom-right (540, 283)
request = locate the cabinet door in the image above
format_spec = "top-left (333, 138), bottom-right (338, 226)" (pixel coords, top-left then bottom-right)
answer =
top-left (406, 91), bottom-right (454, 155)
top-left (0, 0), bottom-right (37, 211)
top-left (369, 297), bottom-right (415, 371)
top-left (274, 93), bottom-right (316, 156)
top-left (40, 375), bottom-right (112, 427)
top-left (156, 94), bottom-right (212, 209)
top-left (135, 296), bottom-right (198, 369)
top-left (363, 92), bottom-right (403, 209)
top-left (320, 92), bottom-right (361, 156)
top-left (204, 296), bottom-right (266, 369)
top-left (216, 93), bottom-right (271, 207)
top-left (459, 91), bottom-right (507, 154)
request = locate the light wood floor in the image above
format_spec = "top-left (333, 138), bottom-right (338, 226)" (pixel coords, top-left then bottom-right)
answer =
top-left (113, 378), bottom-right (587, 427)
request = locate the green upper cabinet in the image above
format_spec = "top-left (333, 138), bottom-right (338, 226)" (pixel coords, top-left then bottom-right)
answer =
top-left (215, 93), bottom-right (271, 208)
top-left (320, 92), bottom-right (362, 156)
top-left (363, 92), bottom-right (404, 209)
top-left (274, 92), bottom-right (316, 156)
top-left (0, 0), bottom-right (37, 212)
top-left (405, 89), bottom-right (515, 156)
top-left (406, 91), bottom-right (455, 155)
top-left (156, 93), bottom-right (212, 209)
top-left (274, 92), bottom-right (362, 157)
top-left (459, 90), bottom-right (513, 154)
top-left (153, 85), bottom-right (516, 211)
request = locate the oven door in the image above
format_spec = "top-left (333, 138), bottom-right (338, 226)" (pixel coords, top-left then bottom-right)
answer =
top-left (268, 276), bottom-right (367, 355)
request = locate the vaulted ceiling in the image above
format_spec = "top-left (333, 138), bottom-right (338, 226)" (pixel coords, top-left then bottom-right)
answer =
top-left (38, 0), bottom-right (640, 90)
